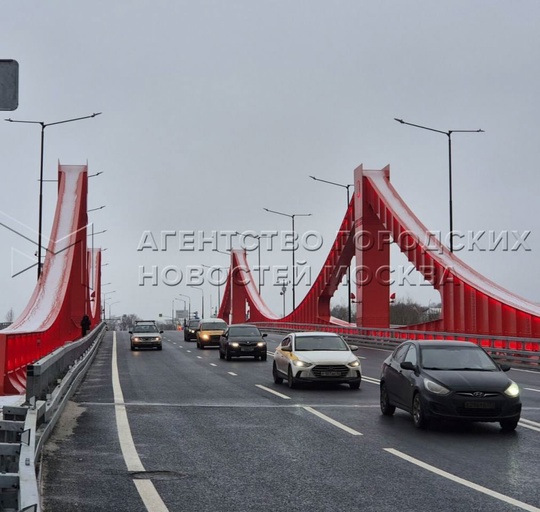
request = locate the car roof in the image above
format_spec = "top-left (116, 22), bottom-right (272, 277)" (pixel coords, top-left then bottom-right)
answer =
top-left (292, 331), bottom-right (341, 338)
top-left (406, 340), bottom-right (479, 348)
top-left (228, 324), bottom-right (259, 328)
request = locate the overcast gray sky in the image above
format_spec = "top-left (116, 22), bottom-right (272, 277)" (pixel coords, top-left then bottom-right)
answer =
top-left (1, 1), bottom-right (539, 322)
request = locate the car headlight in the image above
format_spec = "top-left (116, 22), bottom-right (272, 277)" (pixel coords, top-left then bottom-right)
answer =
top-left (132, 337), bottom-right (140, 342)
top-left (230, 342), bottom-right (240, 348)
top-left (201, 334), bottom-right (209, 340)
top-left (292, 359), bottom-right (312, 367)
top-left (347, 359), bottom-right (360, 368)
top-left (424, 379), bottom-right (450, 395)
top-left (257, 342), bottom-right (266, 347)
top-left (504, 381), bottom-right (520, 398)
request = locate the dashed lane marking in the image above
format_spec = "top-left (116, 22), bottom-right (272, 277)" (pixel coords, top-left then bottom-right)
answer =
top-left (303, 406), bottom-right (363, 436)
top-left (255, 385), bottom-right (291, 400)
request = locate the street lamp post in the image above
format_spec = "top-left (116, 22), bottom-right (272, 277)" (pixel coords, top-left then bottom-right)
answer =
top-left (202, 264), bottom-right (227, 314)
top-left (102, 290), bottom-right (116, 321)
top-left (394, 118), bottom-right (484, 252)
top-left (177, 293), bottom-right (192, 320)
top-left (310, 175), bottom-right (354, 323)
top-left (264, 208), bottom-right (311, 311)
top-left (109, 301), bottom-right (120, 321)
top-left (190, 286), bottom-right (204, 319)
top-left (5, 112), bottom-right (102, 278)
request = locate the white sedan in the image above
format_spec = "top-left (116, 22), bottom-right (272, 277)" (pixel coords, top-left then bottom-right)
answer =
top-left (272, 332), bottom-right (362, 389)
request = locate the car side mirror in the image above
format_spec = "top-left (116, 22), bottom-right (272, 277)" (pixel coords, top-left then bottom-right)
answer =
top-left (400, 361), bottom-right (417, 371)
top-left (349, 345), bottom-right (358, 352)
top-left (128, 331), bottom-right (133, 334)
top-left (159, 330), bottom-right (164, 334)
top-left (499, 363), bottom-right (511, 372)
top-left (281, 346), bottom-right (291, 352)
top-left (262, 333), bottom-right (268, 338)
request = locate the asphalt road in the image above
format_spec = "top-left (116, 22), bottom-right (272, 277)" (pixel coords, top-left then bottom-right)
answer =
top-left (41, 329), bottom-right (540, 512)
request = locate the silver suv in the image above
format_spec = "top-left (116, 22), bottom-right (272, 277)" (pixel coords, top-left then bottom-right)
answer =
top-left (130, 322), bottom-right (163, 351)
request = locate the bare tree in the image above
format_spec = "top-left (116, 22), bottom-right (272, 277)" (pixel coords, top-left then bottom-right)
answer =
top-left (5, 308), bottom-right (14, 323)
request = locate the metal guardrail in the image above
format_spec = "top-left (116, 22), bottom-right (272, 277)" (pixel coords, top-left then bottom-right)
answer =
top-left (256, 322), bottom-right (540, 371)
top-left (0, 323), bottom-right (106, 512)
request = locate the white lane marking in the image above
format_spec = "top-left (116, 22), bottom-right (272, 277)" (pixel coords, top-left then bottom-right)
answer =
top-left (514, 368), bottom-right (540, 374)
top-left (133, 480), bottom-right (169, 512)
top-left (186, 350), bottom-right (192, 353)
top-left (210, 363), bottom-right (217, 367)
top-left (303, 406), bottom-right (363, 436)
top-left (385, 448), bottom-right (540, 512)
top-left (255, 385), bottom-right (291, 400)
top-left (196, 356), bottom-right (202, 359)
top-left (228, 372), bottom-right (237, 376)
top-left (519, 419), bottom-right (540, 432)
top-left (524, 387), bottom-right (540, 393)
top-left (178, 346), bottom-right (183, 349)
top-left (363, 376), bottom-right (380, 385)
top-left (112, 333), bottom-right (169, 511)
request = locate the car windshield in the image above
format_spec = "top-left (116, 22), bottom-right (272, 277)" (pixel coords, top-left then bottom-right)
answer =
top-left (201, 322), bottom-right (227, 330)
top-left (188, 320), bottom-right (199, 328)
top-left (133, 325), bottom-right (159, 333)
top-left (229, 326), bottom-right (261, 336)
top-left (294, 335), bottom-right (349, 351)
top-left (420, 346), bottom-right (498, 371)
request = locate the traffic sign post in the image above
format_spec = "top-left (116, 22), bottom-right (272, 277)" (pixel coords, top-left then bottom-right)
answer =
top-left (0, 60), bottom-right (19, 111)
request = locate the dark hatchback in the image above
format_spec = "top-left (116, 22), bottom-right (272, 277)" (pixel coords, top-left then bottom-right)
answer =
top-left (380, 340), bottom-right (521, 431)
top-left (219, 324), bottom-right (268, 361)
top-left (184, 319), bottom-right (200, 341)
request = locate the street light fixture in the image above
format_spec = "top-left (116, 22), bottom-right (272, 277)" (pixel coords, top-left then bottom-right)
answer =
top-left (310, 175), bottom-right (354, 323)
top-left (5, 112), bottom-right (102, 278)
top-left (88, 205), bottom-right (106, 212)
top-left (263, 208), bottom-right (312, 310)
top-left (394, 118), bottom-right (484, 252)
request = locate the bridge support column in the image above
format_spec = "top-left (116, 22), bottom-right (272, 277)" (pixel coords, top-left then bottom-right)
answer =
top-left (354, 165), bottom-right (390, 328)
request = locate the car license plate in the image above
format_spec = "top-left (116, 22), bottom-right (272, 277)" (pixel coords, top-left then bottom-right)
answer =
top-left (464, 401), bottom-right (495, 409)
top-left (320, 371), bottom-right (340, 377)
top-left (241, 347), bottom-right (254, 352)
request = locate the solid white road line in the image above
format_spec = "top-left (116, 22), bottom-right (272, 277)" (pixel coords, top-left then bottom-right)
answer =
top-left (385, 448), bottom-right (540, 512)
top-left (113, 333), bottom-right (169, 512)
top-left (228, 372), bottom-right (237, 376)
top-left (255, 385), bottom-right (291, 400)
top-left (524, 387), bottom-right (540, 393)
top-left (303, 406), bottom-right (363, 436)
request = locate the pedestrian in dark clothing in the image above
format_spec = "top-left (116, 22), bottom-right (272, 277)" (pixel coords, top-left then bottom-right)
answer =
top-left (81, 314), bottom-right (91, 337)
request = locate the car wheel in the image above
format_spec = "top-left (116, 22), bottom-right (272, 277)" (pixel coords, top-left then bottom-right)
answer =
top-left (412, 393), bottom-right (429, 429)
top-left (196, 340), bottom-right (201, 349)
top-left (130, 344), bottom-right (135, 351)
top-left (287, 366), bottom-right (297, 389)
top-left (349, 381), bottom-right (360, 390)
top-left (380, 383), bottom-right (396, 415)
top-left (157, 346), bottom-right (162, 351)
top-left (500, 418), bottom-right (519, 432)
top-left (273, 362), bottom-right (283, 384)
top-left (226, 348), bottom-right (232, 361)
top-left (261, 354), bottom-right (267, 362)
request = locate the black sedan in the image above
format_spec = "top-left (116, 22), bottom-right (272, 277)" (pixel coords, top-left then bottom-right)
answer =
top-left (380, 340), bottom-right (521, 431)
top-left (219, 324), bottom-right (267, 361)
